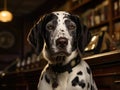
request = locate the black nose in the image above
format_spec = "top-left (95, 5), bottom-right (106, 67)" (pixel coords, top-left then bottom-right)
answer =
top-left (56, 37), bottom-right (68, 48)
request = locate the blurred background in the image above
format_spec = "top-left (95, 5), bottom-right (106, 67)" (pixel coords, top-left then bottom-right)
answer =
top-left (0, 0), bottom-right (120, 90)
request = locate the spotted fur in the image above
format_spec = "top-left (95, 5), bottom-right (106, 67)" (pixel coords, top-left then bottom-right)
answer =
top-left (27, 11), bottom-right (98, 90)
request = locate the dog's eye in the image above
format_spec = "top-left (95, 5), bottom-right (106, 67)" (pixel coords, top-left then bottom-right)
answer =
top-left (46, 24), bottom-right (55, 30)
top-left (65, 19), bottom-right (76, 30)
top-left (68, 24), bottom-right (76, 30)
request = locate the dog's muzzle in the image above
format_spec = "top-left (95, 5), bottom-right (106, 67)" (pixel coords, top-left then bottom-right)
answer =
top-left (56, 37), bottom-right (68, 49)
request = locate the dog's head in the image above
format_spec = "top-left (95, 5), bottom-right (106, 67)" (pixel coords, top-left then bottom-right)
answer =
top-left (27, 11), bottom-right (91, 64)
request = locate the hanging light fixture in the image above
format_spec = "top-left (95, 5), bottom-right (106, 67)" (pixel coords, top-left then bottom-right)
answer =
top-left (0, 0), bottom-right (13, 22)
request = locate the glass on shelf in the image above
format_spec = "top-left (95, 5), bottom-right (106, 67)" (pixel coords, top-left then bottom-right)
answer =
top-left (114, 22), bottom-right (120, 49)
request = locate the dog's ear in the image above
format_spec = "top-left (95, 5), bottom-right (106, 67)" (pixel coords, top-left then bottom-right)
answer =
top-left (70, 15), bottom-right (91, 53)
top-left (27, 13), bottom-right (55, 54)
top-left (27, 17), bottom-right (45, 54)
top-left (78, 24), bottom-right (91, 53)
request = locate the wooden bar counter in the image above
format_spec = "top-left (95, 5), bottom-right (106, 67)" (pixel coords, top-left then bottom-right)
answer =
top-left (84, 50), bottom-right (120, 90)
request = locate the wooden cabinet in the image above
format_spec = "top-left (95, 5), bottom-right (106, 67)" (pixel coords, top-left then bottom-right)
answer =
top-left (84, 50), bottom-right (120, 90)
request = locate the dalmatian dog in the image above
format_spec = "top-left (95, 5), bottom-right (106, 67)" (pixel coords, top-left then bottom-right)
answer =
top-left (27, 11), bottom-right (98, 90)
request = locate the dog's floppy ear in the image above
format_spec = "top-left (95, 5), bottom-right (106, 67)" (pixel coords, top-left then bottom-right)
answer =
top-left (27, 13), bottom-right (54, 54)
top-left (78, 24), bottom-right (91, 53)
top-left (71, 15), bottom-right (91, 53)
top-left (27, 17), bottom-right (45, 54)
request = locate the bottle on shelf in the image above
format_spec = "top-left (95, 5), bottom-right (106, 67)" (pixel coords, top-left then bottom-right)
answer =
top-left (114, 22), bottom-right (120, 48)
top-left (81, 0), bottom-right (109, 28)
top-left (20, 59), bottom-right (26, 71)
top-left (94, 6), bottom-right (101, 25)
top-left (16, 57), bottom-right (21, 72)
top-left (81, 9), bottom-right (95, 28)
top-left (26, 56), bottom-right (31, 70)
top-left (34, 55), bottom-right (41, 68)
top-left (101, 0), bottom-right (109, 22)
top-left (114, 0), bottom-right (119, 17)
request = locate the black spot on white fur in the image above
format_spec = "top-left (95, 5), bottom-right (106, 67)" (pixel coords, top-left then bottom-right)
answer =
top-left (72, 76), bottom-right (86, 88)
top-left (79, 79), bottom-right (86, 88)
top-left (72, 76), bottom-right (78, 86)
top-left (86, 67), bottom-right (91, 75)
top-left (77, 71), bottom-right (83, 75)
top-left (56, 13), bottom-right (59, 15)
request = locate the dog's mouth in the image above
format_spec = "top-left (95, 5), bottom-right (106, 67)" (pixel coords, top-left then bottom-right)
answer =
top-left (54, 50), bottom-right (70, 57)
top-left (51, 51), bottom-right (70, 64)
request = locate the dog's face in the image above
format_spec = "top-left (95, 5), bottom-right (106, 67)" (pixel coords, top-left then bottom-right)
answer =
top-left (45, 11), bottom-right (77, 56)
top-left (27, 11), bottom-right (91, 64)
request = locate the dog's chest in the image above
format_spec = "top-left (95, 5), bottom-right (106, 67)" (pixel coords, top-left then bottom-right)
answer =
top-left (38, 60), bottom-right (92, 90)
top-left (39, 66), bottom-right (71, 90)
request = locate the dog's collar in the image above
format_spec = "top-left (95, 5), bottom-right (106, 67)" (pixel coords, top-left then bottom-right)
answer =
top-left (49, 56), bottom-right (80, 73)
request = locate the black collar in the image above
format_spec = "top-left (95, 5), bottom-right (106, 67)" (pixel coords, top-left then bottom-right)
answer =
top-left (49, 56), bottom-right (80, 73)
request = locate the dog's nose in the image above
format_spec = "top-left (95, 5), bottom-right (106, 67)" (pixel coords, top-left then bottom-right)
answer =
top-left (56, 37), bottom-right (68, 48)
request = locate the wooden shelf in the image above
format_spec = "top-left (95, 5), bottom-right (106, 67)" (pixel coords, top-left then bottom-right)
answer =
top-left (3, 67), bottom-right (43, 76)
top-left (3, 50), bottom-right (120, 76)
top-left (84, 50), bottom-right (120, 90)
top-left (69, 0), bottom-right (90, 11)
top-left (88, 20), bottom-right (109, 30)
top-left (83, 49), bottom-right (120, 65)
top-left (113, 15), bottom-right (120, 22)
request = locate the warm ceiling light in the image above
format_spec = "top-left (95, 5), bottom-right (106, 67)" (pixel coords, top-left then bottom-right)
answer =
top-left (0, 10), bottom-right (13, 22)
top-left (0, 0), bottom-right (13, 22)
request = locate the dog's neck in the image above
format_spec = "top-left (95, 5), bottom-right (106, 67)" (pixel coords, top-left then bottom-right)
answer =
top-left (64, 50), bottom-right (79, 65)
top-left (43, 47), bottom-right (81, 73)
top-left (49, 55), bottom-right (80, 73)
